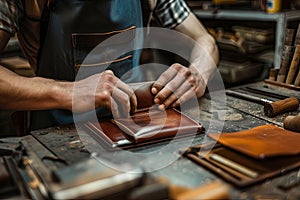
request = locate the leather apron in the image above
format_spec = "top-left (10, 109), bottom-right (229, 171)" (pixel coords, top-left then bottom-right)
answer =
top-left (30, 0), bottom-right (144, 130)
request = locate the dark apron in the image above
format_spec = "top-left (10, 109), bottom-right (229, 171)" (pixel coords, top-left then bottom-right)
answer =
top-left (30, 0), bottom-right (144, 130)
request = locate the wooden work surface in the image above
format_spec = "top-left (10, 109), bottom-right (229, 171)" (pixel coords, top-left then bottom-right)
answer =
top-left (29, 81), bottom-right (300, 199)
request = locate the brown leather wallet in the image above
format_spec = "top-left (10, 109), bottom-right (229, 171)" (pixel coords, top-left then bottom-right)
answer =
top-left (208, 124), bottom-right (300, 159)
top-left (84, 82), bottom-right (203, 148)
top-left (184, 124), bottom-right (300, 187)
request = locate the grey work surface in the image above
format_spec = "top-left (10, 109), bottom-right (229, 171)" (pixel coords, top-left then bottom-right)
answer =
top-left (30, 81), bottom-right (300, 199)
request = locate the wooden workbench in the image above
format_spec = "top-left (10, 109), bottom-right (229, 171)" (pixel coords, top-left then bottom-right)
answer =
top-left (28, 81), bottom-right (300, 199)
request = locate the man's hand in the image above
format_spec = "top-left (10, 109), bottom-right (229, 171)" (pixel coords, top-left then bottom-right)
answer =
top-left (72, 70), bottom-right (137, 118)
top-left (151, 12), bottom-right (219, 111)
top-left (151, 63), bottom-right (206, 110)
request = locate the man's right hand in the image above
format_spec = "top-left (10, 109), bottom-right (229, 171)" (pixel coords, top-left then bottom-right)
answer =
top-left (72, 70), bottom-right (137, 118)
top-left (0, 27), bottom-right (136, 118)
top-left (0, 60), bottom-right (136, 118)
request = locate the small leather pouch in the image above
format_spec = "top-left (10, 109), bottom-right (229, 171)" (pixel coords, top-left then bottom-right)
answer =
top-left (84, 82), bottom-right (203, 149)
top-left (183, 124), bottom-right (300, 187)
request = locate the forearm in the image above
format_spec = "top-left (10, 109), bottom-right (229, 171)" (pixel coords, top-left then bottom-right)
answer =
top-left (189, 33), bottom-right (219, 85)
top-left (0, 66), bottom-right (72, 111)
top-left (175, 13), bottom-right (219, 87)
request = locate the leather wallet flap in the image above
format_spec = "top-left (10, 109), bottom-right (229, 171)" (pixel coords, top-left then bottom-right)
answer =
top-left (113, 108), bottom-right (203, 143)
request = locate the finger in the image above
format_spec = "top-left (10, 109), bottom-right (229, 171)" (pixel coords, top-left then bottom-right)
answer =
top-left (154, 68), bottom-right (190, 105)
top-left (94, 81), bottom-right (122, 117)
top-left (111, 86), bottom-right (132, 118)
top-left (170, 74), bottom-right (206, 108)
top-left (98, 71), bottom-right (133, 117)
top-left (101, 71), bottom-right (136, 115)
top-left (115, 80), bottom-right (137, 114)
top-left (110, 96), bottom-right (120, 119)
top-left (161, 80), bottom-right (193, 110)
top-left (171, 88), bottom-right (197, 108)
top-left (151, 64), bottom-right (179, 95)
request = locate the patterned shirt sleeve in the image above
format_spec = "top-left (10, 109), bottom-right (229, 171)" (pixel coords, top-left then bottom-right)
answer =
top-left (0, 0), bottom-right (23, 35)
top-left (154, 0), bottom-right (191, 29)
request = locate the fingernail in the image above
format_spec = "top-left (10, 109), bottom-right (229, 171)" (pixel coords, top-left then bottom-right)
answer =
top-left (172, 101), bottom-right (179, 108)
top-left (151, 87), bottom-right (157, 94)
top-left (158, 104), bottom-right (165, 110)
top-left (154, 98), bottom-right (160, 104)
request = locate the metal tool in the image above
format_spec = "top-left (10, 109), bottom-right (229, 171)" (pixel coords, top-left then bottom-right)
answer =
top-left (226, 89), bottom-right (299, 117)
top-left (241, 86), bottom-right (294, 100)
top-left (226, 89), bottom-right (272, 104)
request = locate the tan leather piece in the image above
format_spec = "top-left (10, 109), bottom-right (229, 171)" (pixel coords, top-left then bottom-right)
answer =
top-left (208, 124), bottom-right (300, 159)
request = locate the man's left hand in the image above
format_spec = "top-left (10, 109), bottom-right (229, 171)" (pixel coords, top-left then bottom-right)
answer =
top-left (151, 63), bottom-right (206, 110)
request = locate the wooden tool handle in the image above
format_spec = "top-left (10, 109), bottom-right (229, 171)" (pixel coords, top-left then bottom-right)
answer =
top-left (268, 68), bottom-right (278, 81)
top-left (286, 45), bottom-right (300, 84)
top-left (284, 113), bottom-right (300, 132)
top-left (264, 97), bottom-right (299, 117)
top-left (294, 70), bottom-right (300, 86)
